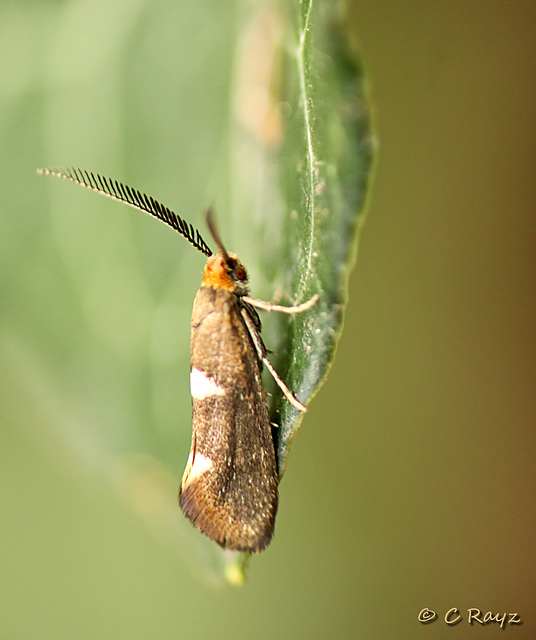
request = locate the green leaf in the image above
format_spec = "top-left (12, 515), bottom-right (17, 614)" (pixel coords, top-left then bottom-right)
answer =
top-left (219, 0), bottom-right (374, 579)
top-left (267, 0), bottom-right (375, 474)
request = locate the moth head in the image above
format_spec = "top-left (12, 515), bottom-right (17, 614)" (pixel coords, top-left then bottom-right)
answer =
top-left (202, 253), bottom-right (249, 295)
top-left (202, 209), bottom-right (249, 295)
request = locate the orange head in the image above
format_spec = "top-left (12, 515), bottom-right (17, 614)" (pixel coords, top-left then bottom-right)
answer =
top-left (202, 252), bottom-right (249, 296)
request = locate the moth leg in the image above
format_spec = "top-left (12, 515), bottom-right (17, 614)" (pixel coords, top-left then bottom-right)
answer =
top-left (241, 293), bottom-right (319, 315)
top-left (262, 357), bottom-right (307, 413)
top-left (240, 307), bottom-right (307, 413)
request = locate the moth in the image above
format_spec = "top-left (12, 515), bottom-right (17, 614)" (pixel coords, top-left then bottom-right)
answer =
top-left (38, 168), bottom-right (317, 552)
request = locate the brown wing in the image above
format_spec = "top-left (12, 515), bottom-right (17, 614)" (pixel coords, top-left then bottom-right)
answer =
top-left (179, 286), bottom-right (278, 552)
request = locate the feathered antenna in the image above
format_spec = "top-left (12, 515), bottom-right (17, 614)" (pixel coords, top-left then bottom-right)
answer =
top-left (37, 168), bottom-right (213, 257)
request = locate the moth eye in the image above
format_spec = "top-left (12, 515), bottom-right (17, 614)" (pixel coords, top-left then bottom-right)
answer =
top-left (234, 266), bottom-right (247, 281)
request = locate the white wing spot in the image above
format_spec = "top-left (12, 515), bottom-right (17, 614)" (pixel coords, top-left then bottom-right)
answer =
top-left (181, 451), bottom-right (214, 488)
top-left (190, 368), bottom-right (226, 400)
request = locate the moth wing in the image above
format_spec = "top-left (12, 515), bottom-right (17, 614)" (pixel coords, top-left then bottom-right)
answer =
top-left (179, 287), bottom-right (278, 552)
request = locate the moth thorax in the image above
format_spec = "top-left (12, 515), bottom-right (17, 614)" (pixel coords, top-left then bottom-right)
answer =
top-left (202, 252), bottom-right (249, 296)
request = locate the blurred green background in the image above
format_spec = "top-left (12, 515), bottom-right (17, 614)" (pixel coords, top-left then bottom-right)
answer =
top-left (2, 0), bottom-right (535, 638)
